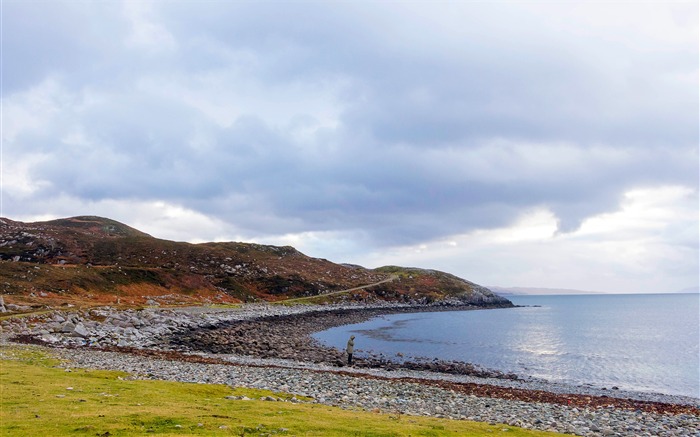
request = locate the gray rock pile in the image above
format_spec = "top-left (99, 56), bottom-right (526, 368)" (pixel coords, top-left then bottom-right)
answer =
top-left (0, 303), bottom-right (403, 349)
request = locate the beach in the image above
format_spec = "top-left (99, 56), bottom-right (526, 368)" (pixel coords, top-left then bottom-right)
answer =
top-left (2, 303), bottom-right (698, 436)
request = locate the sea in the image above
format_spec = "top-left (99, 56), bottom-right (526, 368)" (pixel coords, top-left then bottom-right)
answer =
top-left (312, 293), bottom-right (700, 398)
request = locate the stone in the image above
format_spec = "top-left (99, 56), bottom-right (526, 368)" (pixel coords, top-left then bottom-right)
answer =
top-left (61, 321), bottom-right (76, 333)
top-left (40, 334), bottom-right (60, 343)
top-left (73, 323), bottom-right (90, 338)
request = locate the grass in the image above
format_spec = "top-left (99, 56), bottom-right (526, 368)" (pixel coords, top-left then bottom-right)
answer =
top-left (0, 310), bottom-right (53, 322)
top-left (0, 345), bottom-right (564, 436)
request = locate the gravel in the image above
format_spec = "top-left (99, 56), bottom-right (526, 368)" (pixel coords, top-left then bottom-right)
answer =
top-left (1, 303), bottom-right (698, 436)
top-left (47, 348), bottom-right (700, 436)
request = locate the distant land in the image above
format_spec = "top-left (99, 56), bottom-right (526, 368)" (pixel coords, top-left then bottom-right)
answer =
top-left (675, 286), bottom-right (700, 294)
top-left (487, 286), bottom-right (605, 296)
top-left (489, 286), bottom-right (699, 296)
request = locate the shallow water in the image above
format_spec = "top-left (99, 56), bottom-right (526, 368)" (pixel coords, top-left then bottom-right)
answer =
top-left (313, 294), bottom-right (700, 398)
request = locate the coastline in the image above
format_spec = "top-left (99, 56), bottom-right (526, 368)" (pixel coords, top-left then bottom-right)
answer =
top-left (171, 304), bottom-right (522, 379)
top-left (2, 302), bottom-right (699, 436)
top-left (172, 304), bottom-right (700, 402)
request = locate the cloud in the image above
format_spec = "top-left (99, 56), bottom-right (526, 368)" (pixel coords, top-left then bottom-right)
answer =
top-left (123, 1), bottom-right (177, 53)
top-left (2, 1), bottom-right (698, 292)
top-left (360, 186), bottom-right (697, 293)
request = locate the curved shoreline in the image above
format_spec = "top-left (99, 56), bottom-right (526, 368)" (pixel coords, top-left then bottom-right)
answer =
top-left (5, 301), bottom-right (699, 407)
top-left (170, 304), bottom-right (700, 405)
top-left (2, 303), bottom-right (699, 436)
top-left (171, 304), bottom-right (522, 380)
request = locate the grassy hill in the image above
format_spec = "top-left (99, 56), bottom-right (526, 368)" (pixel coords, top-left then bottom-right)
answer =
top-left (0, 216), bottom-right (511, 309)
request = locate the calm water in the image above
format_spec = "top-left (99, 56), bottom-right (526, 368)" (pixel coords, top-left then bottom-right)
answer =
top-left (313, 294), bottom-right (700, 398)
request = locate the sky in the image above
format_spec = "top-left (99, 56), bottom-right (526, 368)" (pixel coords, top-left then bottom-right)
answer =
top-left (1, 1), bottom-right (698, 294)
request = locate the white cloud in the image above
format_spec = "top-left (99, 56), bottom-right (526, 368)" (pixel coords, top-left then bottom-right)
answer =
top-left (11, 196), bottom-right (241, 244)
top-left (133, 69), bottom-right (346, 132)
top-left (576, 186), bottom-right (697, 239)
top-left (1, 153), bottom-right (52, 199)
top-left (356, 186), bottom-right (697, 293)
top-left (2, 1), bottom-right (697, 293)
top-left (2, 78), bottom-right (66, 143)
top-left (256, 229), bottom-right (367, 263)
top-left (123, 1), bottom-right (177, 53)
top-left (124, 201), bottom-right (237, 243)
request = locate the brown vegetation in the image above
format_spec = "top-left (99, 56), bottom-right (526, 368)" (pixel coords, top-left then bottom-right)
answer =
top-left (0, 216), bottom-right (509, 309)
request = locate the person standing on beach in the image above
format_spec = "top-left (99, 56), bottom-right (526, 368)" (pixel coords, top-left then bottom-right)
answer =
top-left (346, 335), bottom-right (355, 366)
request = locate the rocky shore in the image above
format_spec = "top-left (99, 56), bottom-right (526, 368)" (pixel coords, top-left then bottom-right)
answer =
top-left (171, 305), bottom-right (521, 379)
top-left (2, 303), bottom-right (699, 436)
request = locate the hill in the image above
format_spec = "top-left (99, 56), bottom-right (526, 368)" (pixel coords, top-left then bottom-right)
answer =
top-left (0, 216), bottom-right (511, 309)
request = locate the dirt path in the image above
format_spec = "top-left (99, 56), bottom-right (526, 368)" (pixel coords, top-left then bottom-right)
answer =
top-left (279, 274), bottom-right (398, 304)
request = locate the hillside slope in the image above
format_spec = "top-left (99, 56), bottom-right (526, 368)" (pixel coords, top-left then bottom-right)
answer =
top-left (0, 216), bottom-right (511, 308)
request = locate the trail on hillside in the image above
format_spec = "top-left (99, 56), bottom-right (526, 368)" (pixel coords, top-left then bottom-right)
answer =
top-left (281, 274), bottom-right (398, 304)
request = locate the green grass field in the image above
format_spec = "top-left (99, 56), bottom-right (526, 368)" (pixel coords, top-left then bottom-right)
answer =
top-left (0, 345), bottom-right (563, 436)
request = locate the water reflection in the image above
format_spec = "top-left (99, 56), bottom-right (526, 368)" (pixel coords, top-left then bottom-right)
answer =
top-left (312, 294), bottom-right (700, 397)
top-left (505, 305), bottom-right (570, 381)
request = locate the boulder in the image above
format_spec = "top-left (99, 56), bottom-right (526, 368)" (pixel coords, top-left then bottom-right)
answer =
top-left (61, 321), bottom-right (76, 333)
top-left (73, 323), bottom-right (90, 338)
top-left (40, 334), bottom-right (61, 343)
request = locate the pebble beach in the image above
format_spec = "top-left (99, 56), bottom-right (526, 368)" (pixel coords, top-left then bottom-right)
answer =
top-left (2, 303), bottom-right (699, 436)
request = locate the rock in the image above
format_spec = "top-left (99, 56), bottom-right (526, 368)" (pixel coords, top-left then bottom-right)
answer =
top-left (40, 334), bottom-right (61, 343)
top-left (73, 323), bottom-right (90, 338)
top-left (61, 321), bottom-right (76, 333)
